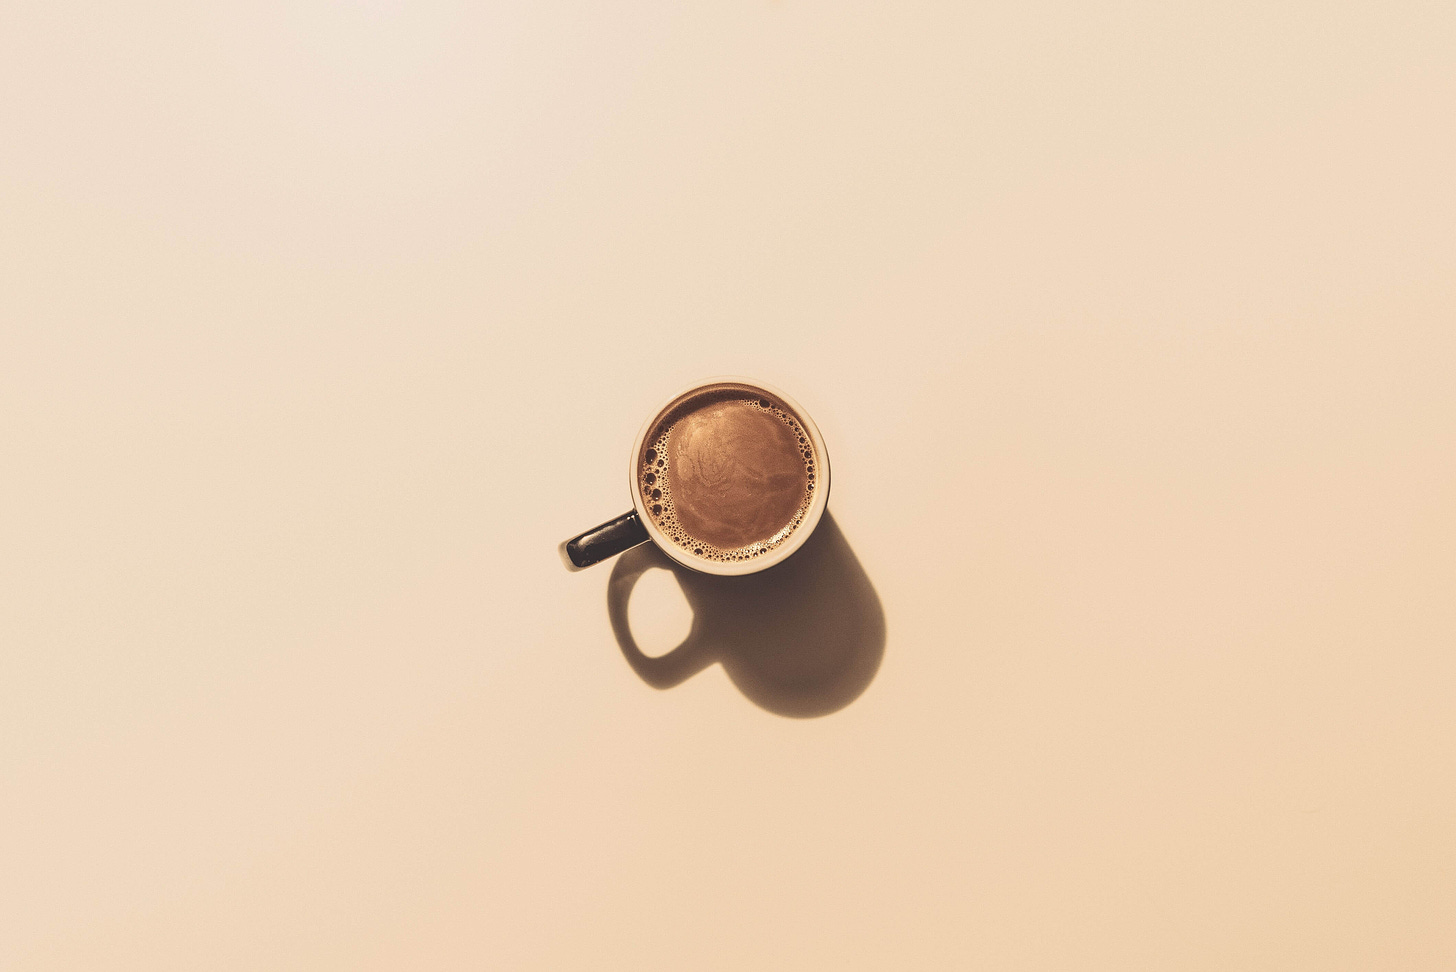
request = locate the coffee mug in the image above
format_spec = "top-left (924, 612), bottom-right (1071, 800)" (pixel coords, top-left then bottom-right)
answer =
top-left (560, 376), bottom-right (831, 575)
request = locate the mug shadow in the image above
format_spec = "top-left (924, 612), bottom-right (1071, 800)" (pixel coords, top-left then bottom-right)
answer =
top-left (607, 512), bottom-right (886, 718)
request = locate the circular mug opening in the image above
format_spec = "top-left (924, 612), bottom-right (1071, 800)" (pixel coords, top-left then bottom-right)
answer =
top-left (628, 377), bottom-right (830, 576)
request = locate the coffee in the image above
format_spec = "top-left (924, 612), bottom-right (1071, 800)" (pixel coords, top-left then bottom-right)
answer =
top-left (638, 383), bottom-right (819, 563)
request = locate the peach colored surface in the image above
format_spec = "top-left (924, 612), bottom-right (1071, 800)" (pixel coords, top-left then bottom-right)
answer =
top-left (3, 1), bottom-right (1454, 969)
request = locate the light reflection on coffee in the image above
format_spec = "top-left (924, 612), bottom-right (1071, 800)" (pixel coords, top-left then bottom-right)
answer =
top-left (639, 383), bottom-right (818, 563)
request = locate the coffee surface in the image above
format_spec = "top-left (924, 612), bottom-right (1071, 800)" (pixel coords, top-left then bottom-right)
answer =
top-left (639, 386), bottom-right (817, 563)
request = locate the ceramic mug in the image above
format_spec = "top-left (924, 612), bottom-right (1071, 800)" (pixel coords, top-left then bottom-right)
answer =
top-left (560, 376), bottom-right (831, 575)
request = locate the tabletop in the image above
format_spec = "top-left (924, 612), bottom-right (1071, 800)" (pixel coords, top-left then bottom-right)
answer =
top-left (3, 1), bottom-right (1454, 968)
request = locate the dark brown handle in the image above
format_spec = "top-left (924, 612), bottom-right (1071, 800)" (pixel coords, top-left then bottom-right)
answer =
top-left (560, 510), bottom-right (650, 570)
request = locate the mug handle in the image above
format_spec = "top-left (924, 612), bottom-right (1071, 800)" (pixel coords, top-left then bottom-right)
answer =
top-left (559, 510), bottom-right (650, 570)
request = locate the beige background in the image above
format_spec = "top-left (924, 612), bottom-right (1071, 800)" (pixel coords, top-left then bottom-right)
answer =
top-left (3, 0), bottom-right (1454, 968)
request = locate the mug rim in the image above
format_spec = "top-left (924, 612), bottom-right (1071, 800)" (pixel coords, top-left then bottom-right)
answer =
top-left (627, 375), bottom-right (831, 576)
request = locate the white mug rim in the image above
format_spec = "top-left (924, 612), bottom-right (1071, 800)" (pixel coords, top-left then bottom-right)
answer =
top-left (627, 376), bottom-right (831, 576)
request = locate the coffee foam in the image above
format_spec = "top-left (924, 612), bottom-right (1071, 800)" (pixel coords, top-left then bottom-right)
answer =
top-left (639, 385), bottom-right (818, 564)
